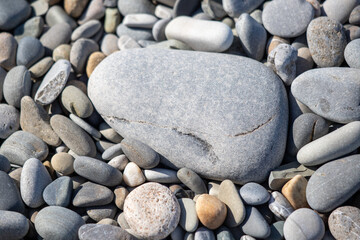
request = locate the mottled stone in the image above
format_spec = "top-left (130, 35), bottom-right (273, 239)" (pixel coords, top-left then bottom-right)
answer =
top-left (0, 104), bottom-right (20, 139)
top-left (73, 181), bottom-right (114, 207)
top-left (196, 194), bottom-right (227, 229)
top-left (0, 0), bottom-right (31, 31)
top-left (268, 191), bottom-right (294, 220)
top-left (3, 66), bottom-right (31, 108)
top-left (0, 210), bottom-right (29, 240)
top-left (43, 176), bottom-right (72, 207)
top-left (328, 206), bottom-right (360, 239)
top-left (0, 171), bottom-right (25, 213)
top-left (345, 38), bottom-right (360, 69)
top-left (239, 182), bottom-right (270, 205)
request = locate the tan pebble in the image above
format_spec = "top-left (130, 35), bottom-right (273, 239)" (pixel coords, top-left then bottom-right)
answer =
top-left (43, 161), bottom-right (55, 179)
top-left (64, 0), bottom-right (89, 18)
top-left (117, 212), bottom-right (130, 229)
top-left (53, 44), bottom-right (71, 61)
top-left (104, 8), bottom-right (121, 33)
top-left (66, 80), bottom-right (87, 94)
top-left (9, 168), bottom-right (22, 189)
top-left (97, 218), bottom-right (118, 226)
top-left (0, 32), bottom-right (17, 71)
top-left (99, 122), bottom-right (123, 143)
top-left (196, 194), bottom-right (227, 230)
top-left (282, 175), bottom-right (310, 209)
top-left (51, 152), bottom-right (75, 176)
top-left (114, 186), bottom-right (129, 210)
top-left (169, 184), bottom-right (183, 193)
top-left (29, 57), bottom-right (54, 79)
top-left (108, 155), bottom-right (128, 171)
top-left (296, 47), bottom-right (314, 76)
top-left (86, 51), bottom-right (106, 77)
top-left (266, 36), bottom-right (289, 55)
top-left (123, 162), bottom-right (145, 187)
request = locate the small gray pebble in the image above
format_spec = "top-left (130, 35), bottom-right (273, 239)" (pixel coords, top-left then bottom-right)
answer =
top-left (14, 16), bottom-right (44, 41)
top-left (239, 182), bottom-right (270, 205)
top-left (40, 22), bottom-right (72, 51)
top-left (101, 143), bottom-right (122, 160)
top-left (195, 227), bottom-right (215, 240)
top-left (43, 176), bottom-right (73, 207)
top-left (0, 170), bottom-right (25, 213)
top-left (46, 5), bottom-right (77, 29)
top-left (177, 168), bottom-right (207, 194)
top-left (344, 39), bottom-right (360, 69)
top-left (70, 114), bottom-right (101, 139)
top-left (117, 0), bottom-right (155, 16)
top-left (240, 206), bottom-right (271, 239)
top-left (72, 181), bottom-right (114, 207)
top-left (70, 38), bottom-right (99, 74)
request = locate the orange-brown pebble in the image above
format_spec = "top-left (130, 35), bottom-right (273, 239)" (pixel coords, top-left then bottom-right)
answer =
top-left (114, 186), bottom-right (129, 210)
top-left (86, 51), bottom-right (106, 77)
top-left (64, 0), bottom-right (89, 18)
top-left (281, 175), bottom-right (310, 209)
top-left (195, 194), bottom-right (227, 230)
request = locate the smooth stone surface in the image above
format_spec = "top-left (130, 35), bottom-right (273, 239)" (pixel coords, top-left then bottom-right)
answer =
top-left (29, 57), bottom-right (54, 79)
top-left (239, 182), bottom-right (270, 205)
top-left (78, 224), bottom-right (137, 240)
top-left (297, 121), bottom-right (360, 166)
top-left (282, 175), bottom-right (309, 210)
top-left (0, 155), bottom-right (10, 173)
top-left (0, 104), bottom-right (20, 139)
top-left (177, 168), bottom-right (207, 194)
top-left (117, 0), bottom-right (155, 16)
top-left (104, 8), bottom-right (121, 33)
top-left (306, 155), bottom-right (360, 212)
top-left (16, 36), bottom-right (44, 68)
top-left (116, 23), bottom-right (153, 41)
top-left (40, 23), bottom-right (72, 51)
top-left (350, 5), bottom-right (360, 25)
top-left (322, 0), bottom-right (359, 24)
top-left (35, 206), bottom-right (85, 240)
top-left (284, 208), bottom-right (325, 240)
top-left (64, 0), bottom-right (89, 18)
top-left (218, 180), bottom-right (246, 227)
top-left (3, 66), bottom-right (31, 108)
top-left (144, 168), bottom-right (180, 183)
top-left (46, 5), bottom-right (77, 29)
top-left (155, 4), bottom-right (173, 19)
top-left (78, 0), bottom-right (105, 24)
top-left (345, 39), bottom-right (360, 69)
top-left (222, 0), bottom-right (264, 18)
top-left (0, 171), bottom-right (25, 213)
top-left (0, 131), bottom-right (48, 166)
top-left (262, 0), bottom-right (314, 38)
top-left (86, 203), bottom-right (117, 222)
top-left (328, 206), bottom-right (360, 239)
top-left (20, 96), bottom-right (61, 146)
top-left (14, 16), bottom-right (44, 41)
top-left (72, 181), bottom-right (114, 207)
top-left (117, 35), bottom-right (141, 50)
top-left (74, 156), bottom-right (122, 187)
top-left (121, 137), bottom-right (159, 169)
top-left (71, 19), bottom-right (102, 41)
top-left (291, 67), bottom-right (360, 123)
top-left (51, 152), bottom-right (74, 175)
top-left (43, 176), bottom-right (72, 207)
top-left (50, 115), bottom-right (96, 157)
top-left (196, 194), bottom-right (227, 229)
top-left (0, 33), bottom-right (17, 71)
top-left (20, 158), bottom-right (52, 208)
top-left (100, 34), bottom-right (119, 56)
top-left (114, 186), bottom-right (128, 210)
top-left (173, 0), bottom-right (200, 17)
top-left (178, 198), bottom-right (198, 232)
top-left (240, 206), bottom-right (271, 239)
top-left (216, 226), bottom-right (235, 240)
top-left (70, 38), bottom-right (99, 74)
top-left (307, 17), bottom-right (347, 67)
top-left (101, 143), bottom-right (122, 160)
top-left (31, 0), bottom-right (49, 15)
top-left (165, 16), bottom-right (233, 52)
top-left (195, 227), bottom-right (215, 240)
top-left (61, 85), bottom-right (94, 118)
top-left (86, 51), bottom-right (106, 77)
top-left (0, 210), bottom-right (29, 240)
top-left (152, 18), bottom-right (170, 42)
top-left (236, 13), bottom-right (266, 61)
top-left (266, 221), bottom-right (285, 240)
top-left (122, 162), bottom-right (145, 187)
top-left (70, 114), bottom-right (101, 139)
top-left (124, 182), bottom-right (180, 239)
top-left (0, 0), bottom-right (31, 31)
top-left (123, 13), bottom-right (158, 28)
top-left (88, 48), bottom-right (288, 184)
top-left (268, 191), bottom-right (294, 220)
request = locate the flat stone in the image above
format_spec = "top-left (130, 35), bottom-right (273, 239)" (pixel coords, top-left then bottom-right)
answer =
top-left (281, 175), bottom-right (309, 210)
top-left (74, 156), bottom-right (122, 186)
top-left (0, 33), bottom-right (17, 71)
top-left (306, 155), bottom-right (360, 212)
top-left (46, 5), bottom-right (77, 29)
top-left (51, 152), bottom-right (74, 176)
top-left (297, 121), bottom-right (360, 166)
top-left (236, 13), bottom-right (266, 61)
top-left (268, 191), bottom-right (294, 220)
top-left (322, 0), bottom-right (359, 24)
top-left (262, 0), bottom-right (314, 38)
top-left (104, 8), bottom-right (121, 33)
top-left (328, 206), bottom-right (360, 239)
top-left (165, 16), bottom-right (233, 52)
top-left (86, 51), bottom-right (106, 77)
top-left (101, 143), bottom-right (122, 160)
top-left (29, 57), bottom-right (54, 79)
top-left (195, 227), bottom-right (215, 240)
top-left (78, 224), bottom-right (137, 240)
top-left (20, 158), bottom-right (52, 208)
top-left (144, 168), bottom-right (180, 183)
top-left (40, 23), bottom-right (72, 51)
top-left (0, 0), bottom-right (31, 31)
top-left (71, 19), bottom-right (102, 41)
top-left (173, 0), bottom-right (200, 17)
top-left (35, 206), bottom-right (85, 240)
top-left (196, 194), bottom-right (227, 229)
top-left (284, 209), bottom-right (325, 240)
top-left (86, 203), bottom-right (117, 222)
top-left (239, 182), bottom-right (270, 205)
top-left (307, 17), bottom-right (347, 67)
top-left (117, 0), bottom-right (155, 16)
top-left (0, 131), bottom-right (48, 166)
top-left (70, 38), bottom-right (99, 74)
top-left (122, 162), bottom-right (145, 187)
top-left (3, 66), bottom-right (32, 108)
top-left (43, 176), bottom-right (72, 207)
top-left (73, 181), bottom-right (114, 207)
top-left (64, 0), bottom-right (89, 18)
top-left (70, 114), bottom-right (101, 139)
top-left (177, 168), bottom-right (207, 194)
top-left (0, 104), bottom-right (20, 139)
top-left (218, 180), bottom-right (246, 227)
top-left (100, 34), bottom-right (119, 56)
top-left (240, 206), bottom-right (271, 239)
top-left (0, 210), bottom-right (29, 240)
top-left (123, 13), bottom-right (158, 29)
top-left (0, 171), bottom-right (25, 213)
top-left (116, 24), bottom-right (153, 41)
top-left (14, 16), bottom-right (44, 41)
top-left (50, 115), bottom-right (96, 157)
top-left (291, 67), bottom-right (360, 123)
top-left (345, 38), bottom-right (360, 69)
top-left (88, 48), bottom-right (288, 184)
top-left (178, 198), bottom-right (198, 232)
top-left (124, 182), bottom-right (180, 239)
top-left (78, 0), bottom-right (105, 24)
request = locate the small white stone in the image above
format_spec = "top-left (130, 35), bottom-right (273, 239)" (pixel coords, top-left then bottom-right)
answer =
top-left (123, 162), bottom-right (145, 187)
top-left (108, 155), bottom-right (128, 170)
top-left (123, 13), bottom-right (158, 29)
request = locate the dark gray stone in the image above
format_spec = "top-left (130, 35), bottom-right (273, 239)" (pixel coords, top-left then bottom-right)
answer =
top-left (0, 67), bottom-right (5, 101)
top-left (262, 0), bottom-right (314, 38)
top-left (70, 38), bottom-right (99, 74)
top-left (307, 17), bottom-right (347, 67)
top-left (177, 168), bottom-right (207, 194)
top-left (0, 155), bottom-right (10, 173)
top-left (121, 138), bottom-right (159, 169)
top-left (74, 156), bottom-right (122, 186)
top-left (116, 23), bottom-right (154, 41)
top-left (223, 0), bottom-right (264, 18)
top-left (16, 36), bottom-right (45, 68)
top-left (79, 224), bottom-right (137, 240)
top-left (0, 210), bottom-right (29, 240)
top-left (240, 206), bottom-right (271, 239)
top-left (72, 182), bottom-right (114, 207)
top-left (173, 0), bottom-right (200, 17)
top-left (328, 206), bottom-right (360, 239)
top-left (43, 176), bottom-right (73, 207)
top-left (0, 170), bottom-right (25, 213)
top-left (265, 221), bottom-right (284, 240)
top-left (0, 131), bottom-right (48, 166)
top-left (0, 104), bottom-right (20, 139)
top-left (88, 48), bottom-right (288, 184)
top-left (195, 227), bottom-right (215, 240)
top-left (239, 182), bottom-right (270, 205)
top-left (86, 203), bottom-right (117, 222)
top-left (117, 0), bottom-right (155, 16)
top-left (0, 0), bottom-right (31, 31)
top-left (40, 22), bottom-right (72, 51)
top-left (345, 38), bottom-right (360, 69)
top-left (3, 66), bottom-right (32, 108)
top-left (306, 155), bottom-right (360, 212)
top-left (14, 16), bottom-right (44, 41)
top-left (35, 206), bottom-right (85, 240)
top-left (291, 67), bottom-right (360, 123)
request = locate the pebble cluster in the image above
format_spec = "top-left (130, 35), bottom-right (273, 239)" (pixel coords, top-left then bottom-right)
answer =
top-left (0, 0), bottom-right (359, 240)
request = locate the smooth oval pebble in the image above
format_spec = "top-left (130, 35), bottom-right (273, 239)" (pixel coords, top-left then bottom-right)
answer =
top-left (284, 208), bottom-right (325, 240)
top-left (178, 198), bottom-right (198, 232)
top-left (35, 206), bottom-right (85, 240)
top-left (268, 191), bottom-right (294, 220)
top-left (86, 51), bottom-right (106, 77)
top-left (61, 85), bottom-right (94, 118)
top-left (0, 0), bottom-right (31, 31)
top-left (177, 168), bottom-right (207, 194)
top-left (99, 122), bottom-right (123, 143)
top-left (70, 38), bottom-right (99, 74)
top-left (40, 22), bottom-right (72, 51)
top-left (0, 131), bottom-right (48, 166)
top-left (152, 18), bottom-right (170, 42)
top-left (328, 206), bottom-right (360, 239)
top-left (53, 44), bottom-right (71, 61)
top-left (29, 57), bottom-right (54, 79)
top-left (307, 17), bottom-right (347, 67)
top-left (122, 162), bottom-right (145, 187)
top-left (322, 0), bottom-right (359, 24)
top-left (344, 38), bottom-right (360, 69)
top-left (46, 5), bottom-right (77, 29)
top-left (240, 206), bottom-right (271, 239)
top-left (114, 186), bottom-right (128, 210)
top-left (16, 36), bottom-right (44, 68)
top-left (86, 203), bottom-right (117, 222)
top-left (0, 104), bottom-right (20, 139)
top-left (0, 171), bottom-right (25, 213)
top-left (104, 8), bottom-right (121, 33)
top-left (43, 176), bottom-right (72, 207)
top-left (0, 210), bottom-right (29, 240)
top-left (239, 182), bottom-right (270, 205)
top-left (72, 181), bottom-right (114, 207)
top-left (64, 0), bottom-right (89, 18)
top-left (50, 114), bottom-right (96, 157)
top-left (101, 143), bottom-right (122, 160)
top-left (165, 16), bottom-right (233, 52)
top-left (77, 0), bottom-right (105, 24)
top-left (100, 34), bottom-right (119, 56)
top-left (117, 0), bottom-right (155, 16)
top-left (306, 155), bottom-right (360, 212)
top-left (262, 0), bottom-right (314, 38)
top-left (350, 5), bottom-right (360, 25)
top-left (196, 194), bottom-right (227, 230)
top-left (74, 156), bottom-right (122, 187)
top-left (124, 182), bottom-right (180, 239)
top-left (123, 13), bottom-right (158, 28)
top-left (116, 23), bottom-right (153, 41)
top-left (144, 168), bottom-right (180, 183)
top-left (71, 19), bottom-right (102, 41)
top-left (51, 152), bottom-right (74, 175)
top-left (0, 33), bottom-right (17, 71)
top-left (297, 121), bottom-right (360, 166)
top-left (78, 223), bottom-right (137, 240)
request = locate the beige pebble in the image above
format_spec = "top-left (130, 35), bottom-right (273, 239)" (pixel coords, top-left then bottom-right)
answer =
top-left (86, 51), bottom-right (106, 77)
top-left (123, 162), bottom-right (145, 187)
top-left (108, 155), bottom-right (128, 171)
top-left (99, 122), bottom-right (123, 143)
top-left (53, 44), bottom-right (71, 61)
top-left (266, 36), bottom-right (289, 55)
top-left (104, 8), bottom-right (121, 33)
top-left (64, 0), bottom-right (89, 18)
top-left (114, 186), bottom-right (129, 210)
top-left (282, 175), bottom-right (310, 209)
top-left (97, 218), bottom-right (118, 226)
top-left (196, 194), bottom-right (227, 230)
top-left (51, 152), bottom-right (75, 176)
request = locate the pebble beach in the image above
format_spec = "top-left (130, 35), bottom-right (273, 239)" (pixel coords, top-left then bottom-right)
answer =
top-left (0, 0), bottom-right (359, 239)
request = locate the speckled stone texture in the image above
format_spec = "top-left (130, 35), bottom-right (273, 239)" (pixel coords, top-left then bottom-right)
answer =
top-left (88, 48), bottom-right (288, 184)
top-left (123, 182), bottom-right (180, 239)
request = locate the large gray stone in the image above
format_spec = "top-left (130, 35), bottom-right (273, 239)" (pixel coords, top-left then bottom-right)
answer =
top-left (291, 68), bottom-right (360, 123)
top-left (0, 210), bottom-right (29, 240)
top-left (0, 0), bottom-right (31, 31)
top-left (88, 48), bottom-right (288, 184)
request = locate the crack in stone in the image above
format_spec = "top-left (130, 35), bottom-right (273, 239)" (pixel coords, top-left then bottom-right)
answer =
top-left (233, 115), bottom-right (274, 137)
